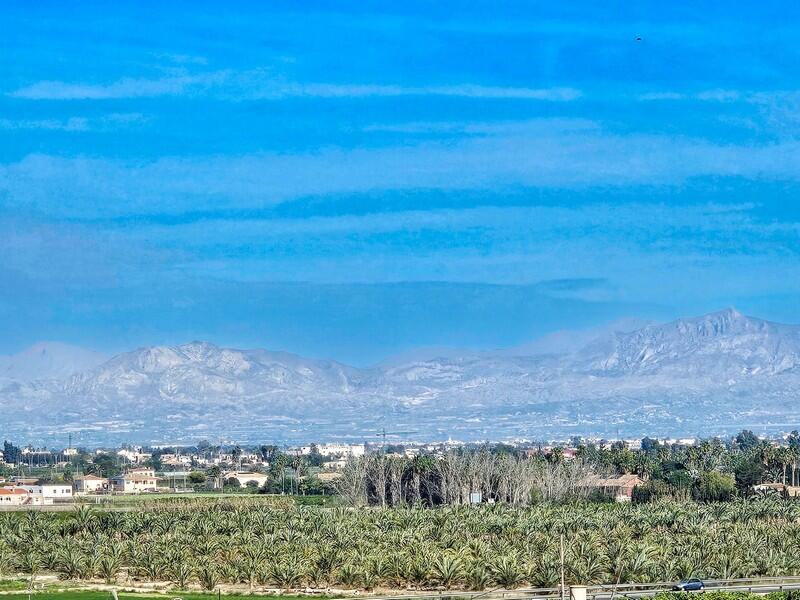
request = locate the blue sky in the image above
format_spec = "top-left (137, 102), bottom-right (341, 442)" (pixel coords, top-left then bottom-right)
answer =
top-left (2, 2), bottom-right (800, 364)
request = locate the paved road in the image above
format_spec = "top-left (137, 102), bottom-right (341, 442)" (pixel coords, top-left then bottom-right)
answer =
top-left (369, 579), bottom-right (800, 600)
top-left (584, 583), bottom-right (800, 600)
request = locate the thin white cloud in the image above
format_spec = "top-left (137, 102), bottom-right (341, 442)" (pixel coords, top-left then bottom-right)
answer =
top-left (10, 73), bottom-right (228, 100)
top-left (0, 117), bottom-right (89, 131)
top-left (638, 89), bottom-right (798, 104)
top-left (696, 89), bottom-right (742, 102)
top-left (362, 118), bottom-right (598, 134)
top-left (10, 71), bottom-right (581, 102)
top-left (0, 113), bottom-right (146, 131)
top-left (637, 92), bottom-right (685, 101)
top-left (272, 83), bottom-right (582, 101)
top-left (151, 52), bottom-right (209, 66)
top-left (121, 201), bottom-right (800, 295)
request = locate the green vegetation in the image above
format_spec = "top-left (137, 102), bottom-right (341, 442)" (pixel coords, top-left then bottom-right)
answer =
top-left (0, 578), bottom-right (29, 590)
top-left (3, 497), bottom-right (800, 592)
top-left (591, 431), bottom-right (800, 501)
top-left (71, 494), bottom-right (330, 510)
top-left (336, 432), bottom-right (800, 507)
top-left (0, 591), bottom-right (332, 600)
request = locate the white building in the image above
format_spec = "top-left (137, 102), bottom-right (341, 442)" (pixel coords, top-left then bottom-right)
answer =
top-left (0, 487), bottom-right (46, 507)
top-left (293, 443), bottom-right (366, 458)
top-left (110, 469), bottom-right (159, 493)
top-left (17, 483), bottom-right (73, 500)
top-left (160, 453), bottom-right (192, 467)
top-left (73, 475), bottom-right (109, 494)
top-left (220, 471), bottom-right (268, 488)
top-left (117, 449), bottom-right (152, 464)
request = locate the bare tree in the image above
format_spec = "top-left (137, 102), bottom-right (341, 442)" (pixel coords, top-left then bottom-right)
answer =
top-left (366, 454), bottom-right (389, 507)
top-left (338, 449), bottom-right (598, 507)
top-left (337, 457), bottom-right (369, 507)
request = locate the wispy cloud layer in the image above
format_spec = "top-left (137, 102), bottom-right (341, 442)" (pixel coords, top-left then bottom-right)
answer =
top-left (4, 120), bottom-right (800, 218)
top-left (10, 74), bottom-right (228, 100)
top-left (10, 71), bottom-right (581, 102)
top-left (0, 113), bottom-right (145, 131)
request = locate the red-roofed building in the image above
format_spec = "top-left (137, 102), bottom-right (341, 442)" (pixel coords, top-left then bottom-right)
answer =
top-left (0, 487), bottom-right (46, 507)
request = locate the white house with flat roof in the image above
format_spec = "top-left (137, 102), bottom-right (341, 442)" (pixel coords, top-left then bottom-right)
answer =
top-left (17, 483), bottom-right (73, 500)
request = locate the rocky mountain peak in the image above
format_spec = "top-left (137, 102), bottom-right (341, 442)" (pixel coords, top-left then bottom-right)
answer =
top-left (3, 309), bottom-right (800, 444)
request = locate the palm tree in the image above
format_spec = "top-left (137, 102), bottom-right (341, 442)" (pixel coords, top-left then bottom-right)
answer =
top-left (197, 563), bottom-right (220, 592)
top-left (432, 553), bottom-right (464, 588)
top-left (18, 550), bottom-right (41, 594)
top-left (269, 557), bottom-right (306, 590)
top-left (492, 555), bottom-right (523, 588)
top-left (99, 555), bottom-right (120, 584)
top-left (170, 560), bottom-right (194, 589)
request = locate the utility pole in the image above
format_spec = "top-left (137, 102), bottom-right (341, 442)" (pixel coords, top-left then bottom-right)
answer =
top-left (560, 533), bottom-right (566, 600)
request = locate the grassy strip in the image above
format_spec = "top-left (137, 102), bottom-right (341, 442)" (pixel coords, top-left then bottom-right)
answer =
top-left (0, 580), bottom-right (28, 591)
top-left (4, 591), bottom-right (336, 600)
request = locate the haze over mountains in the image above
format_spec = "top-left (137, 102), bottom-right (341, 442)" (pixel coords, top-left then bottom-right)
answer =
top-left (0, 342), bottom-right (106, 382)
top-left (3, 308), bottom-right (800, 446)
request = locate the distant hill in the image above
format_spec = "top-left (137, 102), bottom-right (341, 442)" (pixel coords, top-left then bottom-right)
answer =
top-left (3, 309), bottom-right (800, 445)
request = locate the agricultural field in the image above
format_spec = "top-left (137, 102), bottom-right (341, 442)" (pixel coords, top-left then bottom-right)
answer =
top-left (0, 588), bottom-right (331, 600)
top-left (2, 497), bottom-right (800, 593)
top-left (72, 494), bottom-right (333, 509)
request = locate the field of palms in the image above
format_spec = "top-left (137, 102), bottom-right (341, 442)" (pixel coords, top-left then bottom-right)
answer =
top-left (2, 497), bottom-right (800, 593)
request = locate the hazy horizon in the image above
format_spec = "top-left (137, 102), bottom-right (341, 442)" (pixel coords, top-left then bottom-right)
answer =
top-left (0, 306), bottom-right (786, 367)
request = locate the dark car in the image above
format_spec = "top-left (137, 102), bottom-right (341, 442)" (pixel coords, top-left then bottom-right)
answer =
top-left (672, 579), bottom-right (705, 591)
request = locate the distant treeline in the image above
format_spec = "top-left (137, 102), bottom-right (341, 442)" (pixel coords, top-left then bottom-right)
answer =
top-left (337, 430), bottom-right (800, 506)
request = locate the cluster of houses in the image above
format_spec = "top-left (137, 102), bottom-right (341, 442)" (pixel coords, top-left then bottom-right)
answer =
top-left (286, 443), bottom-right (366, 469)
top-left (117, 446), bottom-right (274, 469)
top-left (73, 468), bottom-right (268, 495)
top-left (0, 468), bottom-right (163, 507)
top-left (0, 467), bottom-right (288, 508)
top-left (0, 480), bottom-right (73, 507)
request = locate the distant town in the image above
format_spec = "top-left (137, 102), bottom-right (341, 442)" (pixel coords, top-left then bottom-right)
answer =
top-left (3, 429), bottom-right (800, 508)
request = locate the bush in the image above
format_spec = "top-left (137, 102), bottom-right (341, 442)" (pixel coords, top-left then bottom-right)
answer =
top-left (188, 471), bottom-right (206, 484)
top-left (632, 479), bottom-right (674, 503)
top-left (696, 471), bottom-right (736, 502)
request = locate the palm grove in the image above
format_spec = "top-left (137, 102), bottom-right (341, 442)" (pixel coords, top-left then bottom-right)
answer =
top-left (2, 431), bottom-right (800, 592)
top-left (3, 497), bottom-right (800, 592)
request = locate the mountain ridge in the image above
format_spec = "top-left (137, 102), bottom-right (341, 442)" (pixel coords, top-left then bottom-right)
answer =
top-left (3, 309), bottom-right (800, 445)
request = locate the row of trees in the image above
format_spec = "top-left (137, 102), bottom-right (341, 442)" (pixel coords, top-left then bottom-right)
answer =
top-left (337, 451), bottom-right (598, 507)
top-left (338, 430), bottom-right (800, 507)
top-left (582, 431), bottom-right (800, 488)
top-left (578, 430), bottom-right (800, 502)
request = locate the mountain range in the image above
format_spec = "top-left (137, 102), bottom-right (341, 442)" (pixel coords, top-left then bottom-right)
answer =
top-left (3, 308), bottom-right (800, 445)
